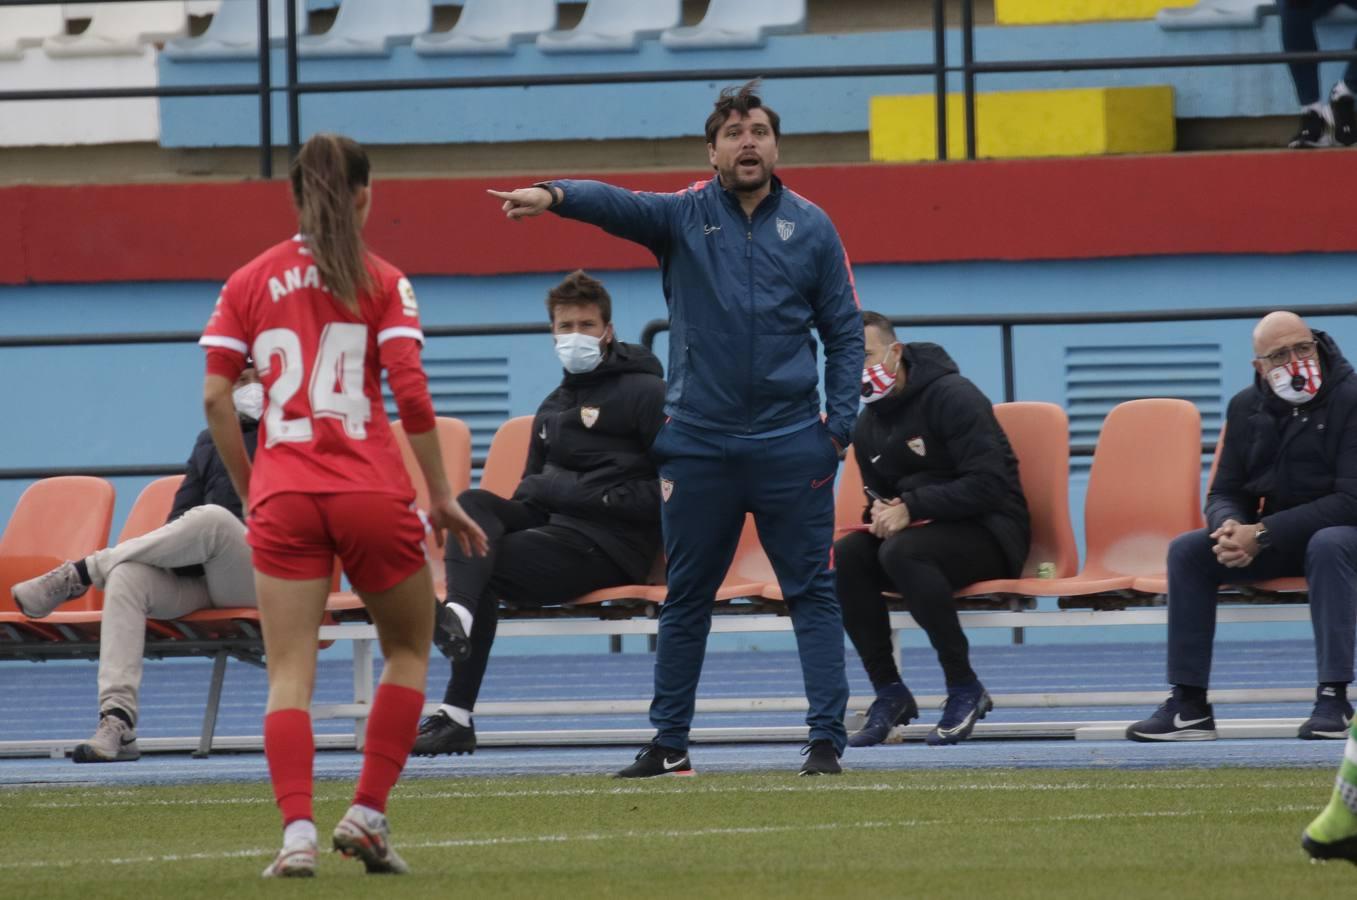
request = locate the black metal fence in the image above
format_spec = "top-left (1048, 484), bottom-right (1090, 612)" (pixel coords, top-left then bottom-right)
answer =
top-left (6, 0), bottom-right (1357, 171)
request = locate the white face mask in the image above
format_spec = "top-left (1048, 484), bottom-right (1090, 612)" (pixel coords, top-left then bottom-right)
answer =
top-left (861, 353), bottom-right (899, 404)
top-left (1266, 357), bottom-right (1322, 405)
top-left (555, 332), bottom-right (604, 374)
top-left (232, 382), bottom-right (264, 421)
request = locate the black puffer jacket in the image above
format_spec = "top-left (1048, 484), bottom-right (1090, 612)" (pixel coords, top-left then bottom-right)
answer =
top-left (1206, 330), bottom-right (1357, 555)
top-left (851, 342), bottom-right (1030, 576)
top-left (168, 420), bottom-right (258, 523)
top-left (513, 341), bottom-right (667, 582)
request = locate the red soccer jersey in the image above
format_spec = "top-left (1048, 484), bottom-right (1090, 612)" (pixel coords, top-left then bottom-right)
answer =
top-left (200, 237), bottom-right (428, 508)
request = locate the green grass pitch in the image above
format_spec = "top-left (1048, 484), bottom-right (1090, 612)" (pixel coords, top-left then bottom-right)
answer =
top-left (6, 767), bottom-right (1357, 898)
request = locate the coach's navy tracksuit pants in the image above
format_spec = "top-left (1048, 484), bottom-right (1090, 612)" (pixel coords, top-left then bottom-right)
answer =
top-left (649, 418), bottom-right (849, 753)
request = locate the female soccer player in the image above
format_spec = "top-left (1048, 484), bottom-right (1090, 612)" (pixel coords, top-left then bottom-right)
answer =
top-left (199, 133), bottom-right (487, 878)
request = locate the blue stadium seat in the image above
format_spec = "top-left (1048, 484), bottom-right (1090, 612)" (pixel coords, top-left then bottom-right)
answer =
top-left (536, 0), bottom-right (681, 54)
top-left (45, 1), bottom-right (187, 57)
top-left (661, 0), bottom-right (806, 50)
top-left (297, 0), bottom-right (431, 57)
top-left (412, 0), bottom-right (555, 56)
top-left (163, 0), bottom-right (307, 60)
top-left (0, 3), bottom-right (64, 59)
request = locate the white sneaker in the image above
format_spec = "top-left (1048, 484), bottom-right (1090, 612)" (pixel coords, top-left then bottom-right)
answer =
top-left (331, 806), bottom-right (409, 874)
top-left (261, 842), bottom-right (317, 878)
top-left (12, 561), bottom-right (88, 618)
top-left (72, 714), bottom-right (140, 763)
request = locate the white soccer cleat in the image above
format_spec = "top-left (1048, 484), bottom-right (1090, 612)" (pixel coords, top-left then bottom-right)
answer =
top-left (261, 841), bottom-right (317, 878)
top-left (72, 714), bottom-right (140, 764)
top-left (332, 806), bottom-right (409, 875)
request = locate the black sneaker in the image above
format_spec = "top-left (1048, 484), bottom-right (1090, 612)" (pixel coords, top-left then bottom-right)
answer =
top-left (848, 682), bottom-right (919, 748)
top-left (798, 739), bottom-right (842, 776)
top-left (1332, 86), bottom-right (1357, 146)
top-left (411, 710), bottom-right (476, 757)
top-left (925, 680), bottom-right (993, 746)
top-left (433, 602), bottom-right (471, 662)
top-left (1304, 830), bottom-right (1357, 865)
top-left (1289, 109), bottom-right (1332, 148)
top-left (1125, 690), bottom-right (1216, 742)
top-left (614, 741), bottom-right (693, 778)
top-left (1299, 686), bottom-right (1353, 740)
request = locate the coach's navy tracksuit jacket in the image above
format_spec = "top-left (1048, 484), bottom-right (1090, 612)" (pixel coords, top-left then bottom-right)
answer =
top-left (553, 176), bottom-right (863, 753)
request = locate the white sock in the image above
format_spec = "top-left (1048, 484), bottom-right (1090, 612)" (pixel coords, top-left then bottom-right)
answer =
top-left (282, 819), bottom-right (316, 848)
top-left (445, 601), bottom-right (473, 635)
top-left (351, 803), bottom-right (385, 824)
top-left (438, 704), bottom-right (472, 727)
top-left (1333, 81), bottom-right (1354, 101)
top-left (1304, 99), bottom-right (1329, 117)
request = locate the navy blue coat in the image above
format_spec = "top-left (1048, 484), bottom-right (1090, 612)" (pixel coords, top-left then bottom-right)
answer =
top-left (1207, 330), bottom-right (1357, 555)
top-left (168, 422), bottom-right (258, 524)
top-left (553, 176), bottom-right (863, 446)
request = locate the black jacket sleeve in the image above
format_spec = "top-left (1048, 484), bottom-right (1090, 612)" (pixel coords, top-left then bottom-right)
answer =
top-left (897, 380), bottom-right (1017, 522)
top-left (1204, 397), bottom-right (1256, 531)
top-left (167, 432), bottom-right (211, 523)
top-left (1262, 404), bottom-right (1357, 553)
top-left (853, 422), bottom-right (894, 524)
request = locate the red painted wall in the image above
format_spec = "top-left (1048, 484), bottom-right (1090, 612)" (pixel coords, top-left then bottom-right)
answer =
top-left (3, 151), bottom-right (1353, 285)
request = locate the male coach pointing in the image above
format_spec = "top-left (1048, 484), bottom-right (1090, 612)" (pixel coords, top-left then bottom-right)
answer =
top-left (490, 81), bottom-right (863, 776)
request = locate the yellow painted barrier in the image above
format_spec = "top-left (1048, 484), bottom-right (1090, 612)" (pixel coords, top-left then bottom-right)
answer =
top-left (869, 86), bottom-right (1175, 163)
top-left (995, 1), bottom-right (1195, 24)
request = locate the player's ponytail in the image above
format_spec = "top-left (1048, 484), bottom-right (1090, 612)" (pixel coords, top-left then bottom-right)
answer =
top-left (289, 133), bottom-right (373, 311)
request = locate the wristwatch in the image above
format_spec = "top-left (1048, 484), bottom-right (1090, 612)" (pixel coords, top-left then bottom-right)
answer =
top-left (1255, 523), bottom-right (1271, 551)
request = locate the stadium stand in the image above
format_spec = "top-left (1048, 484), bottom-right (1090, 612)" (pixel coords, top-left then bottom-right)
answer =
top-left (660, 0), bottom-right (807, 50)
top-left (163, 0), bottom-right (308, 59)
top-left (44, 1), bottom-right (187, 57)
top-left (535, 0), bottom-right (682, 53)
top-left (0, 3), bottom-right (64, 59)
top-left (411, 0), bottom-right (557, 56)
top-left (296, 0), bottom-right (431, 58)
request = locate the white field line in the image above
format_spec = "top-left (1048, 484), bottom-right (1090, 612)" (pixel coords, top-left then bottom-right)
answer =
top-left (18, 777), bottom-right (1323, 809)
top-left (0, 803), bottom-right (1316, 871)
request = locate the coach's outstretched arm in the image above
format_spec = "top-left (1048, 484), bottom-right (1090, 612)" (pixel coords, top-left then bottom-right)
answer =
top-left (488, 182), bottom-right (677, 257)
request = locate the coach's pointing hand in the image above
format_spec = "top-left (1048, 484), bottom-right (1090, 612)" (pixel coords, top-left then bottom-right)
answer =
top-left (487, 187), bottom-right (555, 220)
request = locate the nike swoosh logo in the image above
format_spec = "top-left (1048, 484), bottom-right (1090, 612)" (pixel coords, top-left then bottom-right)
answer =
top-left (662, 757), bottom-right (686, 770)
top-left (1172, 714), bottom-right (1210, 729)
top-left (811, 474), bottom-right (833, 489)
top-left (871, 455), bottom-right (881, 464)
top-left (120, 736), bottom-right (136, 746)
top-left (539, 426), bottom-right (547, 440)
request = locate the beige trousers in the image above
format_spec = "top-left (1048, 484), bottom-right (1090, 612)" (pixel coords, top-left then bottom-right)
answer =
top-left (87, 504), bottom-right (255, 723)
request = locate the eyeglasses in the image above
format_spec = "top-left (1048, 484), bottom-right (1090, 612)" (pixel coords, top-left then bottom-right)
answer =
top-left (1257, 340), bottom-right (1317, 368)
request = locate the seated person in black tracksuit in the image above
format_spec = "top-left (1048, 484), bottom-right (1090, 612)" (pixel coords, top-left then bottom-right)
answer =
top-left (836, 311), bottom-right (1030, 748)
top-left (414, 270), bottom-right (667, 756)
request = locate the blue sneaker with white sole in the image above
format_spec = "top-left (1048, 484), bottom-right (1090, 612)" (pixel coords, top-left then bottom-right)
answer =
top-left (848, 682), bottom-right (919, 748)
top-left (926, 681), bottom-right (992, 746)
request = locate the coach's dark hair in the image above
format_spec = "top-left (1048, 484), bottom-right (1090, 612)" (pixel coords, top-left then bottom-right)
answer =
top-left (862, 310), bottom-right (898, 344)
top-left (705, 80), bottom-right (781, 145)
top-left (546, 270), bottom-right (612, 325)
top-left (289, 133), bottom-right (373, 311)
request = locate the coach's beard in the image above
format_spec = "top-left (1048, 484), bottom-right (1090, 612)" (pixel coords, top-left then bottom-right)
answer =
top-left (719, 161), bottom-right (772, 196)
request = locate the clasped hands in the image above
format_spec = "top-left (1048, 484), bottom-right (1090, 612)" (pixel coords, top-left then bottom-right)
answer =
top-left (1211, 518), bottom-right (1262, 569)
top-left (869, 497), bottom-right (911, 539)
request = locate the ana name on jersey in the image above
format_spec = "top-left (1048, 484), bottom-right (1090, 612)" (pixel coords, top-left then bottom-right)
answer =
top-left (268, 265), bottom-right (327, 301)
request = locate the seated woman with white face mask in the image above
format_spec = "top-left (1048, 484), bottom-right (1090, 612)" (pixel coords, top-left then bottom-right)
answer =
top-left (415, 270), bottom-right (668, 758)
top-left (13, 367), bottom-right (262, 764)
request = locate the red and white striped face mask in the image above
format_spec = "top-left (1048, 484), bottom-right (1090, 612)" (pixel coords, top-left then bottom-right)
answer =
top-left (1267, 357), bottom-right (1322, 405)
top-left (861, 352), bottom-right (900, 404)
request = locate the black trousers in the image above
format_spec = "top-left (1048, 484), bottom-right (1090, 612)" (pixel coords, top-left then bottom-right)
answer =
top-left (835, 521), bottom-right (1008, 690)
top-left (441, 489), bottom-right (629, 710)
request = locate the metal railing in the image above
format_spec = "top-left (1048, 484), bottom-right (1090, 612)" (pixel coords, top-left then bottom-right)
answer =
top-left (5, 0), bottom-right (1357, 170)
top-left (0, 321), bottom-right (552, 480)
top-left (640, 300), bottom-right (1357, 456)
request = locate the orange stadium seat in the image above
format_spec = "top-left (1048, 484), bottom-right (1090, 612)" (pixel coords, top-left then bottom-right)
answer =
top-left (479, 415), bottom-right (534, 499)
top-left (0, 476), bottom-right (114, 618)
top-left (956, 402), bottom-right (1080, 596)
top-left (1014, 398), bottom-right (1203, 600)
top-left (390, 416), bottom-right (474, 591)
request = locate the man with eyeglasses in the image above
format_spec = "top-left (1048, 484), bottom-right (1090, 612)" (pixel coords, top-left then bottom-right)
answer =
top-left (1128, 311), bottom-right (1357, 743)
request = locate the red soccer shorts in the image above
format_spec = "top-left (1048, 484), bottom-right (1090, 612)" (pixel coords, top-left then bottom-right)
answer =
top-left (248, 492), bottom-right (427, 593)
